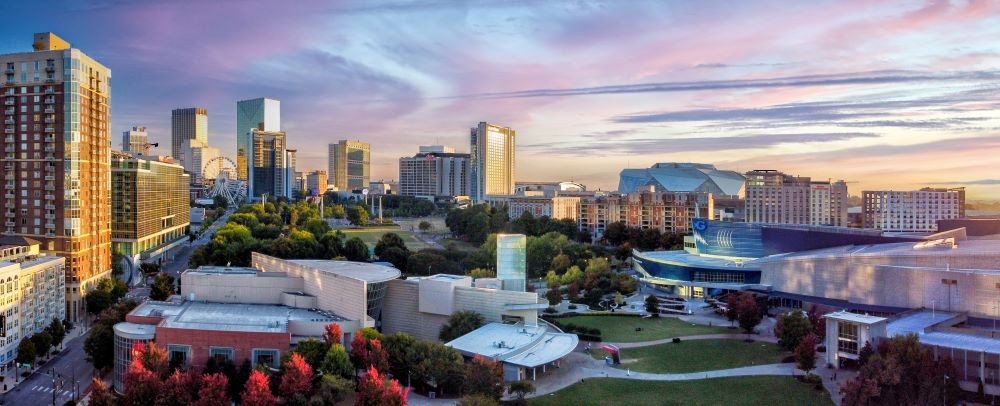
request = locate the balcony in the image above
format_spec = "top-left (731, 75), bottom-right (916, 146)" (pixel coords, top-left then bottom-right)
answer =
top-left (43, 97), bottom-right (55, 104)
top-left (4, 136), bottom-right (12, 143)
top-left (45, 204), bottom-right (54, 210)
top-left (3, 174), bottom-right (12, 181)
top-left (44, 135), bottom-right (55, 142)
top-left (44, 146), bottom-right (54, 152)
top-left (45, 155), bottom-right (54, 161)
top-left (2, 90), bottom-right (12, 96)
top-left (4, 184), bottom-right (14, 190)
top-left (3, 128), bottom-right (13, 134)
top-left (3, 203), bottom-right (11, 209)
top-left (3, 194), bottom-right (12, 199)
top-left (44, 78), bottom-right (56, 83)
top-left (3, 147), bottom-right (12, 153)
top-left (43, 117), bottom-right (55, 124)
top-left (44, 175), bottom-right (54, 181)
top-left (4, 79), bottom-right (14, 86)
top-left (3, 68), bottom-right (12, 75)
top-left (44, 184), bottom-right (55, 191)
top-left (44, 223), bottom-right (54, 229)
top-left (5, 222), bottom-right (14, 227)
top-left (3, 119), bottom-right (12, 125)
top-left (45, 66), bottom-right (55, 73)
top-left (44, 166), bottom-right (54, 172)
top-left (4, 109), bottom-right (14, 115)
top-left (3, 100), bottom-right (13, 106)
top-left (43, 107), bottom-right (55, 114)
top-left (44, 127), bottom-right (54, 133)
top-left (3, 155), bottom-right (12, 161)
top-left (44, 232), bottom-right (54, 237)
top-left (44, 214), bottom-right (55, 220)
top-left (44, 194), bottom-right (54, 200)
top-left (4, 212), bottom-right (13, 218)
top-left (44, 88), bottom-right (54, 94)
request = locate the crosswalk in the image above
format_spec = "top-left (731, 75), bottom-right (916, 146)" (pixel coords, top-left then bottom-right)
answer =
top-left (29, 384), bottom-right (73, 398)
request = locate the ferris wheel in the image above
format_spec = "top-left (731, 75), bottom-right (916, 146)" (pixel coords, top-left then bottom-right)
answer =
top-left (202, 156), bottom-right (246, 206)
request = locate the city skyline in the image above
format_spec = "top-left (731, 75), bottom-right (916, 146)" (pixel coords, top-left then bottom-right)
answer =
top-left (3, 1), bottom-right (1000, 197)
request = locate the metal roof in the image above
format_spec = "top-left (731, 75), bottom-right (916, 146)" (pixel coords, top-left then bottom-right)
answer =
top-left (446, 323), bottom-right (578, 368)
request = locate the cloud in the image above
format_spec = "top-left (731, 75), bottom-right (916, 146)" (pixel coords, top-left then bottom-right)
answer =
top-left (523, 132), bottom-right (879, 156)
top-left (929, 179), bottom-right (1000, 185)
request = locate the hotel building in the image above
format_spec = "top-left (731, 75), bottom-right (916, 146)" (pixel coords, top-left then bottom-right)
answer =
top-left (236, 98), bottom-right (280, 181)
top-left (862, 187), bottom-right (965, 232)
top-left (398, 145), bottom-right (469, 198)
top-left (745, 170), bottom-right (848, 227)
top-left (328, 140), bottom-right (370, 192)
top-left (170, 107), bottom-right (207, 165)
top-left (1, 33), bottom-right (111, 322)
top-left (470, 122), bottom-right (515, 202)
top-left (121, 126), bottom-right (149, 156)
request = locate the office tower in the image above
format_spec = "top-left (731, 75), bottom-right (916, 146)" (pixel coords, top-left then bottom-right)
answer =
top-left (236, 98), bottom-right (280, 180)
top-left (577, 188), bottom-right (713, 240)
top-left (496, 234), bottom-right (526, 292)
top-left (122, 126), bottom-right (150, 155)
top-left (179, 138), bottom-right (220, 182)
top-left (0, 236), bottom-right (66, 360)
top-left (328, 140), bottom-right (370, 192)
top-left (170, 107), bottom-right (207, 164)
top-left (1, 33), bottom-right (111, 321)
top-left (862, 187), bottom-right (965, 232)
top-left (470, 122), bottom-right (515, 202)
top-left (111, 151), bottom-right (190, 284)
top-left (293, 172), bottom-right (307, 196)
top-left (306, 170), bottom-right (328, 196)
top-left (247, 128), bottom-right (288, 199)
top-left (398, 145), bottom-right (469, 197)
top-left (284, 149), bottom-right (296, 198)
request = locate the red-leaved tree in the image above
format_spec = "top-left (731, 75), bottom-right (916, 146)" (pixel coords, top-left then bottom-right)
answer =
top-left (279, 352), bottom-right (314, 399)
top-left (123, 358), bottom-right (161, 406)
top-left (196, 372), bottom-right (231, 406)
top-left (368, 338), bottom-right (390, 373)
top-left (356, 366), bottom-right (408, 406)
top-left (157, 369), bottom-right (199, 406)
top-left (463, 355), bottom-right (505, 400)
top-left (324, 323), bottom-right (343, 346)
top-left (350, 332), bottom-right (370, 372)
top-left (242, 370), bottom-right (277, 406)
top-left (89, 377), bottom-right (116, 406)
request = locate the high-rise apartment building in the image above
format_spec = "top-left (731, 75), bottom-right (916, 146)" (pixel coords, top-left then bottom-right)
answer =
top-left (179, 138), bottom-right (220, 182)
top-left (306, 170), bottom-right (328, 196)
top-left (122, 126), bottom-right (150, 155)
top-left (744, 170), bottom-right (849, 226)
top-left (578, 188), bottom-right (714, 240)
top-left (284, 149), bottom-right (296, 198)
top-left (470, 122), bottom-right (515, 202)
top-left (398, 145), bottom-right (469, 197)
top-left (170, 107), bottom-right (207, 165)
top-left (111, 151), bottom-right (190, 282)
top-left (862, 187), bottom-right (965, 232)
top-left (328, 140), bottom-right (370, 192)
top-left (236, 98), bottom-right (280, 181)
top-left (0, 236), bottom-right (66, 366)
top-left (1, 33), bottom-right (111, 321)
top-left (247, 129), bottom-right (288, 199)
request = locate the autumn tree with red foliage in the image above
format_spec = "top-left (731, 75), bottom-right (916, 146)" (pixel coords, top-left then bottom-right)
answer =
top-left (356, 366), bottom-right (409, 406)
top-left (368, 338), bottom-right (390, 373)
top-left (324, 323), bottom-right (343, 346)
top-left (156, 369), bottom-right (199, 406)
top-left (242, 370), bottom-right (278, 406)
top-left (196, 372), bottom-right (231, 406)
top-left (123, 358), bottom-right (161, 406)
top-left (463, 355), bottom-right (505, 400)
top-left (132, 340), bottom-right (169, 379)
top-left (350, 332), bottom-right (370, 373)
top-left (279, 352), bottom-right (315, 399)
top-left (89, 377), bottom-right (116, 406)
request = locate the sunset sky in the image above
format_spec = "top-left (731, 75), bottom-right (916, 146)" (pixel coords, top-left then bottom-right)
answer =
top-left (3, 1), bottom-right (1000, 197)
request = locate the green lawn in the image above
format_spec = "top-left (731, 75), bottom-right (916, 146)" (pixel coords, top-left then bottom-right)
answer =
top-left (557, 315), bottom-right (731, 342)
top-left (336, 228), bottom-right (433, 251)
top-left (592, 339), bottom-right (788, 373)
top-left (529, 376), bottom-right (833, 406)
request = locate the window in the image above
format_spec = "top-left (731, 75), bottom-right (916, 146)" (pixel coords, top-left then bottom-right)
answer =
top-left (837, 322), bottom-right (859, 354)
top-left (168, 345), bottom-right (190, 369)
top-left (209, 347), bottom-right (233, 363)
top-left (252, 349), bottom-right (279, 368)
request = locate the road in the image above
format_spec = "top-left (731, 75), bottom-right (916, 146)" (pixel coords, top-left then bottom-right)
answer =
top-left (163, 207), bottom-right (234, 278)
top-left (2, 328), bottom-right (93, 406)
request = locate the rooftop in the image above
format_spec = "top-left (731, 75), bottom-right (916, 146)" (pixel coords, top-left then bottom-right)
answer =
top-left (887, 311), bottom-right (1000, 354)
top-left (823, 310), bottom-right (887, 325)
top-left (634, 249), bottom-right (761, 271)
top-left (765, 237), bottom-right (1000, 262)
top-left (288, 259), bottom-right (401, 283)
top-left (446, 323), bottom-right (579, 368)
top-left (130, 300), bottom-right (345, 333)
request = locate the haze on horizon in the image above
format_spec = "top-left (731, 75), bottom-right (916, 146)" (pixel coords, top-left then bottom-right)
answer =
top-left (2, 0), bottom-right (999, 197)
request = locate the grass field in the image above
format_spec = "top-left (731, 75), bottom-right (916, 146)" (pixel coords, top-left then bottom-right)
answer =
top-left (557, 315), bottom-right (731, 342)
top-left (528, 376), bottom-right (833, 406)
top-left (336, 228), bottom-right (433, 251)
top-left (592, 339), bottom-right (788, 373)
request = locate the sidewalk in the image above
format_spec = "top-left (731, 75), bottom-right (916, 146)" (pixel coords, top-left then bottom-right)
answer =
top-left (608, 333), bottom-right (779, 349)
top-left (0, 322), bottom-right (89, 394)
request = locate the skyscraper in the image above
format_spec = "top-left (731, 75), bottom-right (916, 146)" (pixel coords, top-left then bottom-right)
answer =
top-left (398, 145), bottom-right (469, 197)
top-left (470, 122), bottom-right (515, 202)
top-left (179, 138), bottom-right (220, 182)
top-left (236, 98), bottom-right (280, 180)
top-left (306, 170), bottom-right (328, 196)
top-left (328, 140), bottom-right (370, 192)
top-left (170, 107), bottom-right (207, 164)
top-left (122, 126), bottom-right (150, 155)
top-left (247, 128), bottom-right (288, 199)
top-left (1, 33), bottom-right (111, 321)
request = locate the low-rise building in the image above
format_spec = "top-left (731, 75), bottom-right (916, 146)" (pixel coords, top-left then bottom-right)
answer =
top-left (578, 187), bottom-right (713, 240)
top-left (306, 170), bottom-right (328, 196)
top-left (0, 236), bottom-right (65, 373)
top-left (508, 196), bottom-right (580, 221)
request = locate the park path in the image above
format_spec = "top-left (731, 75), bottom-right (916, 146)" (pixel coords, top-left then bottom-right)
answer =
top-left (604, 333), bottom-right (779, 349)
top-left (523, 351), bottom-right (799, 399)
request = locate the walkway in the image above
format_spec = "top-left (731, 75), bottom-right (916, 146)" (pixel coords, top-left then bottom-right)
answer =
top-left (606, 333), bottom-right (778, 349)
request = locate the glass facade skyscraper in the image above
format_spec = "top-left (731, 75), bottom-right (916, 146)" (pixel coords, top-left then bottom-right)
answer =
top-left (236, 98), bottom-right (280, 180)
top-left (470, 122), bottom-right (515, 202)
top-left (328, 140), bottom-right (370, 191)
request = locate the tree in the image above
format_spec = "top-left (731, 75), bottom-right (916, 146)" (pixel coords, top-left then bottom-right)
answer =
top-left (123, 358), bottom-right (161, 406)
top-left (156, 369), bottom-right (199, 406)
top-left (466, 213), bottom-right (490, 244)
top-left (729, 292), bottom-right (762, 337)
top-left (644, 294), bottom-right (660, 317)
top-left (357, 366), bottom-right (409, 406)
top-left (560, 266), bottom-right (584, 286)
top-left (458, 394), bottom-right (500, 406)
top-left (347, 205), bottom-right (369, 226)
top-left (86, 301), bottom-right (140, 371)
top-left (545, 270), bottom-right (559, 288)
top-left (603, 221), bottom-right (628, 245)
top-left (31, 331), bottom-right (52, 359)
top-left (368, 338), bottom-right (390, 373)
top-left (776, 310), bottom-right (812, 351)
top-left (467, 268), bottom-right (495, 279)
top-left (310, 375), bottom-right (353, 405)
top-left (343, 237), bottom-right (370, 262)
top-left (136, 341), bottom-right (169, 379)
top-left (509, 380), bottom-right (535, 402)
top-left (350, 333), bottom-right (370, 373)
top-left (323, 323), bottom-right (342, 346)
top-left (321, 344), bottom-right (354, 378)
top-left (858, 341), bottom-right (874, 367)
top-left (383, 332), bottom-right (416, 384)
top-left (279, 353), bottom-right (314, 399)
top-left (47, 318), bottom-right (66, 349)
top-left (375, 233), bottom-right (408, 257)
top-left (89, 378), bottom-right (116, 406)
top-left (550, 254), bottom-right (571, 273)
top-left (463, 355), bottom-right (505, 400)
top-left (418, 221), bottom-right (432, 232)
top-left (409, 341), bottom-right (464, 396)
top-left (806, 305), bottom-right (826, 339)
top-left (842, 334), bottom-right (961, 406)
top-left (16, 338), bottom-right (36, 367)
top-left (149, 273), bottom-right (175, 301)
top-left (241, 370), bottom-right (277, 406)
top-left (379, 246), bottom-right (410, 270)
top-left (566, 282), bottom-right (580, 302)
top-left (292, 338), bottom-right (328, 371)
top-left (795, 334), bottom-right (817, 375)
top-left (439, 311), bottom-right (486, 342)
top-left (545, 284), bottom-right (562, 306)
top-left (85, 290), bottom-right (113, 316)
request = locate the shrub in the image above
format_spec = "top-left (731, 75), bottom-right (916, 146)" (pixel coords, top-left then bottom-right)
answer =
top-left (672, 337), bottom-right (681, 344)
top-left (568, 304), bottom-right (578, 310)
top-left (543, 307), bottom-right (557, 314)
top-left (816, 345), bottom-right (826, 353)
top-left (782, 355), bottom-right (795, 363)
top-left (803, 373), bottom-right (822, 385)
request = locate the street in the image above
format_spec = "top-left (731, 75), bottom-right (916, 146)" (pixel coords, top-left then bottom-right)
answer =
top-left (162, 207), bottom-right (233, 278)
top-left (2, 328), bottom-right (93, 406)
